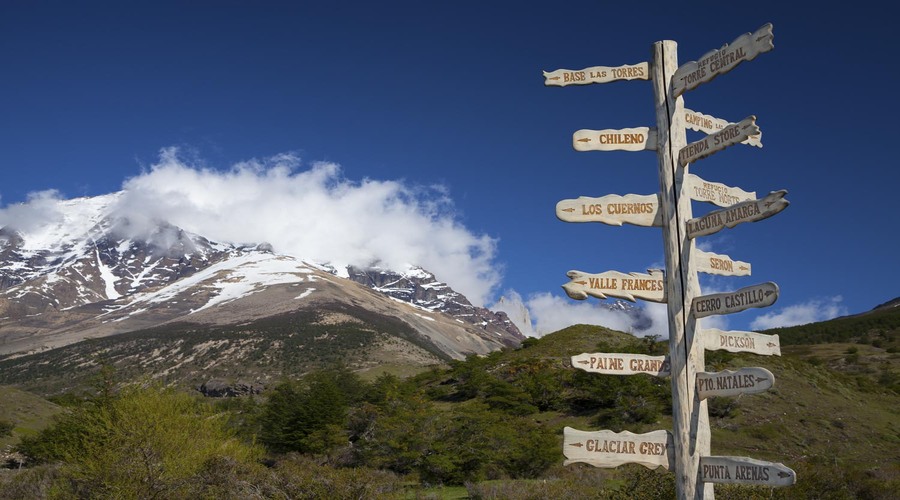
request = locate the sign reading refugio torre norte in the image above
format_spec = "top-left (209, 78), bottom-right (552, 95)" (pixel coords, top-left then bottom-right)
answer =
top-left (542, 22), bottom-right (796, 499)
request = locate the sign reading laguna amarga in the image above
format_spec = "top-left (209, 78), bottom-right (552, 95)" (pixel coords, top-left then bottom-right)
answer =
top-left (564, 427), bottom-right (674, 470)
top-left (692, 282), bottom-right (779, 318)
top-left (563, 269), bottom-right (665, 303)
top-left (573, 127), bottom-right (658, 152)
top-left (700, 456), bottom-right (797, 487)
top-left (544, 62), bottom-right (649, 86)
top-left (696, 367), bottom-right (774, 400)
top-left (686, 173), bottom-right (756, 208)
top-left (687, 190), bottom-right (789, 239)
top-left (694, 249), bottom-right (751, 277)
top-left (556, 194), bottom-right (662, 227)
top-left (678, 116), bottom-right (759, 166)
top-left (571, 353), bottom-right (670, 377)
top-left (702, 328), bottom-right (781, 356)
top-left (684, 108), bottom-right (762, 148)
top-left (672, 23), bottom-right (775, 96)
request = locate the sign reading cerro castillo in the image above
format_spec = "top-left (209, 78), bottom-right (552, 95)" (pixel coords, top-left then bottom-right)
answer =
top-left (678, 116), bottom-right (759, 166)
top-left (672, 23), bottom-right (775, 97)
top-left (692, 282), bottom-right (779, 318)
top-left (702, 328), bottom-right (781, 356)
top-left (556, 194), bottom-right (662, 227)
top-left (687, 190), bottom-right (789, 239)
top-left (563, 269), bottom-right (666, 303)
top-left (543, 62), bottom-right (649, 86)
top-left (573, 127), bottom-right (658, 152)
top-left (694, 249), bottom-right (751, 277)
top-left (685, 173), bottom-right (756, 208)
top-left (684, 108), bottom-right (762, 148)
top-left (564, 427), bottom-right (674, 470)
top-left (696, 367), bottom-right (774, 400)
top-left (700, 456), bottom-right (797, 487)
top-left (571, 352), bottom-right (671, 377)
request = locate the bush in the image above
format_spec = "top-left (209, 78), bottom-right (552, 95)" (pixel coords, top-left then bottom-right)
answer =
top-left (0, 419), bottom-right (13, 437)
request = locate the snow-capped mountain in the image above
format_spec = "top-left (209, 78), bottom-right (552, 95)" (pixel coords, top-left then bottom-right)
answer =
top-left (0, 194), bottom-right (523, 364)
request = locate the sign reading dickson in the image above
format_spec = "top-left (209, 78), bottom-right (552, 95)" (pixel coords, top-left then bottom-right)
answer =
top-left (696, 367), bottom-right (774, 400)
top-left (672, 23), bottom-right (775, 97)
top-left (564, 427), bottom-right (674, 470)
top-left (685, 174), bottom-right (756, 208)
top-left (701, 328), bottom-right (781, 356)
top-left (543, 62), bottom-right (649, 86)
top-left (694, 249), bottom-right (751, 277)
top-left (556, 194), bottom-right (661, 227)
top-left (571, 353), bottom-right (670, 377)
top-left (692, 282), bottom-right (779, 318)
top-left (678, 116), bottom-right (759, 166)
top-left (573, 127), bottom-right (658, 152)
top-left (684, 108), bottom-right (763, 148)
top-left (563, 269), bottom-right (666, 303)
top-left (687, 190), bottom-right (789, 239)
top-left (700, 456), bottom-right (796, 487)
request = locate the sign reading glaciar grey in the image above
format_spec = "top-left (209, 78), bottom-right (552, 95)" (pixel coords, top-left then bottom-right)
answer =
top-left (692, 282), bottom-right (778, 318)
top-left (701, 456), bottom-right (796, 487)
top-left (564, 427), bottom-right (674, 470)
top-left (687, 190), bottom-right (789, 239)
top-left (556, 194), bottom-right (662, 227)
top-left (696, 367), bottom-right (774, 400)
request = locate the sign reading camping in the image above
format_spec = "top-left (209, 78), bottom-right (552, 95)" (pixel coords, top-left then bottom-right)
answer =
top-left (544, 62), bottom-right (649, 86)
top-left (684, 108), bottom-right (763, 148)
top-left (556, 194), bottom-right (661, 227)
top-left (564, 427), bottom-right (674, 470)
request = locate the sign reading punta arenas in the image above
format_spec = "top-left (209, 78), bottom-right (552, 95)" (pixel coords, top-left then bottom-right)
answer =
top-left (543, 21), bottom-right (795, 497)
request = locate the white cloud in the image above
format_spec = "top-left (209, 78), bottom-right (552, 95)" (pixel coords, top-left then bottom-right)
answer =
top-left (749, 296), bottom-right (847, 330)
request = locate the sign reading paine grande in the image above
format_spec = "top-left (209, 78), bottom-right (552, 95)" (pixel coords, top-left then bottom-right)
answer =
top-left (678, 116), bottom-right (759, 166)
top-left (692, 282), bottom-right (779, 318)
top-left (694, 249), bottom-right (751, 277)
top-left (571, 353), bottom-right (671, 377)
top-left (700, 456), bottom-right (797, 487)
top-left (563, 269), bottom-right (666, 303)
top-left (573, 127), bottom-right (658, 152)
top-left (687, 190), bottom-right (789, 239)
top-left (556, 194), bottom-right (662, 227)
top-left (702, 328), bottom-right (781, 356)
top-left (685, 173), bottom-right (756, 208)
top-left (696, 367), bottom-right (774, 400)
top-left (564, 427), bottom-right (674, 470)
top-left (544, 62), bottom-right (649, 86)
top-left (672, 23), bottom-right (775, 97)
top-left (684, 108), bottom-right (762, 148)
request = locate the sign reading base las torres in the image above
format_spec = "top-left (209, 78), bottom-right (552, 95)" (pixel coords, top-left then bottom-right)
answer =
top-left (701, 456), bottom-right (796, 487)
top-left (564, 427), bottom-right (674, 470)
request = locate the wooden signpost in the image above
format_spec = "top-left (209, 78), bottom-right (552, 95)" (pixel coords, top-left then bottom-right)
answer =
top-left (562, 269), bottom-right (666, 303)
top-left (571, 352), bottom-right (670, 377)
top-left (544, 23), bottom-right (794, 499)
top-left (556, 194), bottom-right (662, 227)
top-left (563, 427), bottom-right (674, 470)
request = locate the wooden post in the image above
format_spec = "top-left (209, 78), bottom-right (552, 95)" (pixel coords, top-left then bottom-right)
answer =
top-left (651, 40), bottom-right (713, 500)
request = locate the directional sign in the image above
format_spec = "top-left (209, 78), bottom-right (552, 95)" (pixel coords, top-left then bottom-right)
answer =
top-left (564, 427), bottom-right (674, 470)
top-left (684, 108), bottom-right (762, 148)
top-left (563, 269), bottom-right (666, 303)
top-left (544, 62), bottom-right (649, 86)
top-left (692, 282), bottom-right (779, 318)
top-left (573, 127), bottom-right (657, 152)
top-left (700, 456), bottom-right (796, 487)
top-left (696, 367), bottom-right (774, 400)
top-left (571, 353), bottom-right (670, 377)
top-left (685, 173), bottom-right (756, 208)
top-left (556, 194), bottom-right (662, 227)
top-left (694, 249), bottom-right (751, 277)
top-left (672, 23), bottom-right (775, 97)
top-left (678, 116), bottom-right (759, 166)
top-left (686, 190), bottom-right (789, 239)
top-left (701, 328), bottom-right (781, 356)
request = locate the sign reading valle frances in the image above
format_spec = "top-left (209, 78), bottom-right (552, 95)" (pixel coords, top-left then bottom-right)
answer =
top-left (544, 62), bottom-right (649, 86)
top-left (684, 108), bottom-right (762, 148)
top-left (696, 367), bottom-right (774, 400)
top-left (685, 173), bottom-right (756, 208)
top-left (694, 249), bottom-right (751, 277)
top-left (672, 23), bottom-right (775, 97)
top-left (556, 194), bottom-right (661, 227)
top-left (571, 352), bottom-right (670, 377)
top-left (687, 190), bottom-right (789, 239)
top-left (573, 127), bottom-right (657, 152)
top-left (702, 328), bottom-right (781, 356)
top-left (564, 427), bottom-right (674, 470)
top-left (678, 116), bottom-right (759, 166)
top-left (701, 456), bottom-right (796, 487)
top-left (563, 269), bottom-right (665, 303)
top-left (692, 282), bottom-right (778, 318)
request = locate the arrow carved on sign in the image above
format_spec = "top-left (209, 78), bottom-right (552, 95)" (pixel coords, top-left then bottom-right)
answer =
top-left (561, 207), bottom-right (575, 212)
top-left (569, 442), bottom-right (584, 448)
top-left (577, 137), bottom-right (592, 143)
top-left (777, 472), bottom-right (791, 478)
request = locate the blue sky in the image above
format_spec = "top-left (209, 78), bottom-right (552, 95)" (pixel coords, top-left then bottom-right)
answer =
top-left (2, 1), bottom-right (896, 336)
